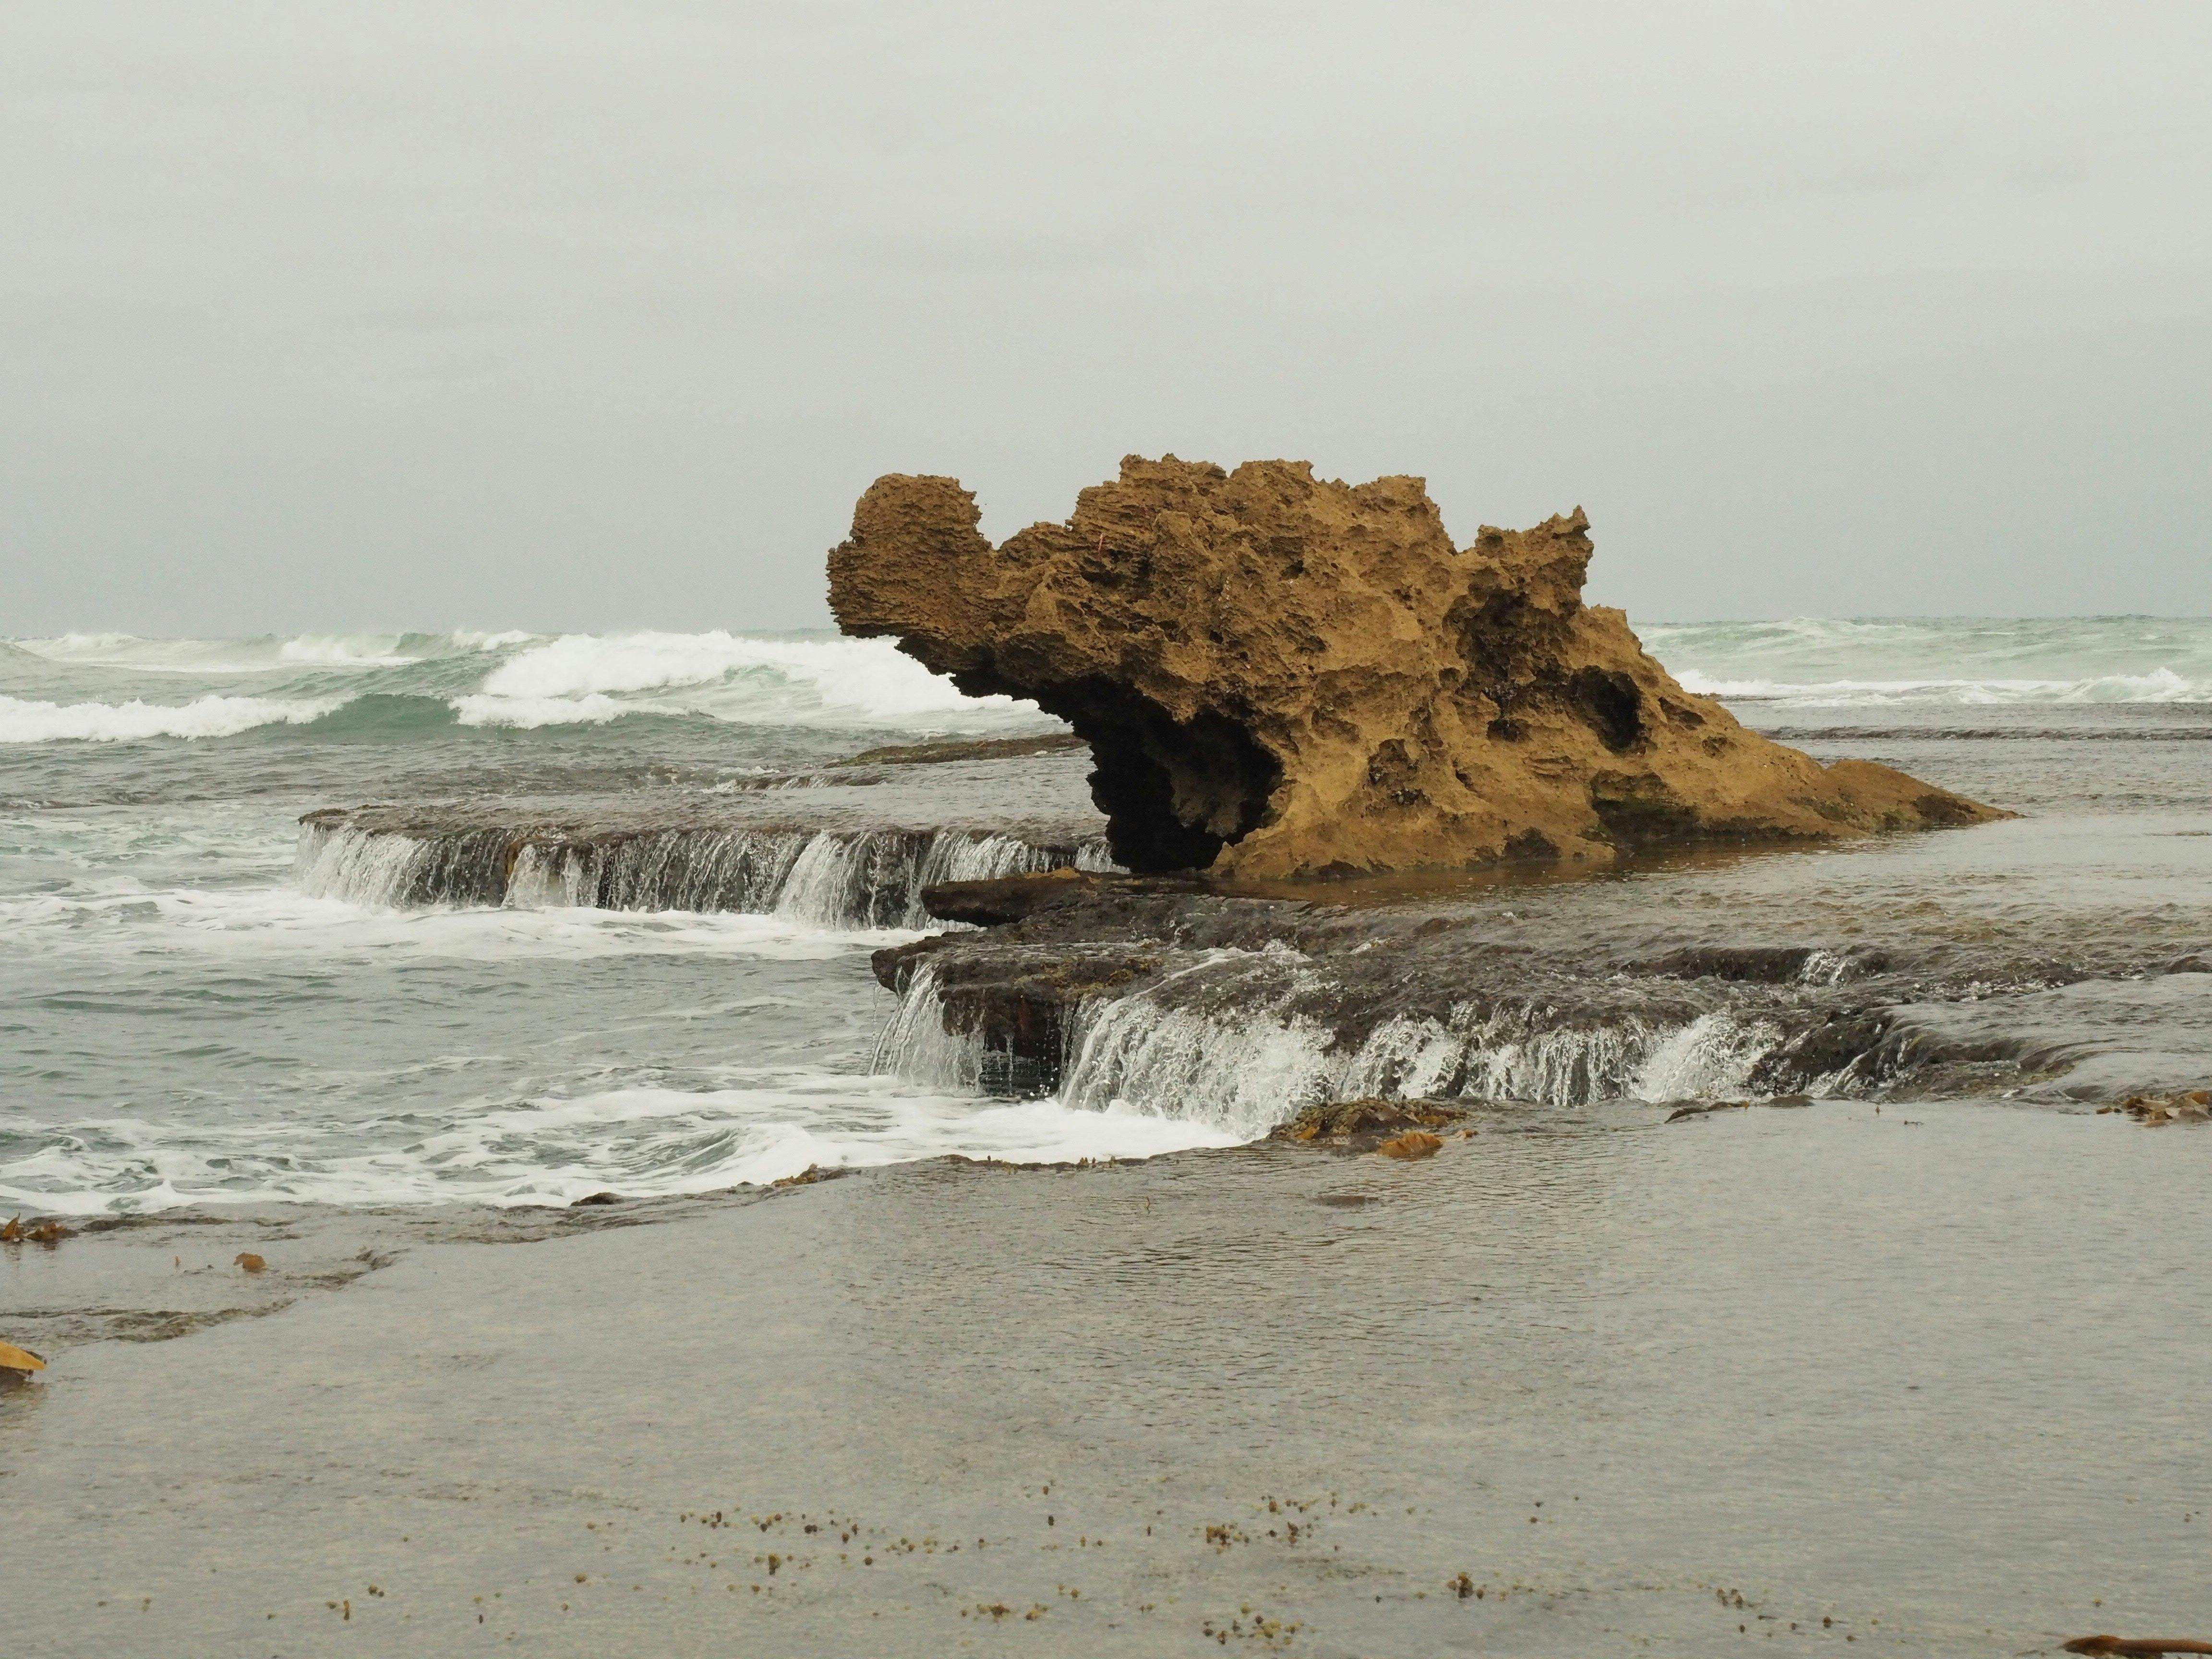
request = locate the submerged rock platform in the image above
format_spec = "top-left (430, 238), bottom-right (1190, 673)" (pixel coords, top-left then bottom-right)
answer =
top-left (830, 456), bottom-right (2004, 877)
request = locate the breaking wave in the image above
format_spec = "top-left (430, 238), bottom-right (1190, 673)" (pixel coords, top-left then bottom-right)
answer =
top-left (0, 693), bottom-right (345, 744)
top-left (15, 617), bottom-right (2204, 747)
top-left (453, 631), bottom-right (1043, 730)
top-left (10, 629), bottom-right (523, 673)
top-left (1, 629), bottom-right (1055, 741)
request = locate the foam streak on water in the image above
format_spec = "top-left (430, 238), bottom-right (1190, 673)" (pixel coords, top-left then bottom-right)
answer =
top-left (0, 1077), bottom-right (1240, 1215)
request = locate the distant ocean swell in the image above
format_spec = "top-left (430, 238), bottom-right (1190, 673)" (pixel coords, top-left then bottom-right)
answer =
top-left (1672, 668), bottom-right (2211, 706)
top-left (1644, 615), bottom-right (2212, 708)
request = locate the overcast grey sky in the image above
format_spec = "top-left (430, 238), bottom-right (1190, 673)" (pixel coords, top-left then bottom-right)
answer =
top-left (5, 1), bottom-right (2207, 635)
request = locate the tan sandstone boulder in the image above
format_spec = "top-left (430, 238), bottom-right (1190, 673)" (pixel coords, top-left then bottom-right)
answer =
top-left (828, 456), bottom-right (2004, 878)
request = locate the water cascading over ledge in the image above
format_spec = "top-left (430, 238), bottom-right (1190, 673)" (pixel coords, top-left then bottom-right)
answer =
top-left (295, 814), bottom-right (1116, 928)
top-left (874, 957), bottom-right (1818, 1127)
top-left (865, 902), bottom-right (2079, 1127)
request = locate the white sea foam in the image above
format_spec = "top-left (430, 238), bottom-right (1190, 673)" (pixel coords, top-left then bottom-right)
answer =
top-left (15, 632), bottom-right (390, 673)
top-left (0, 1077), bottom-right (1241, 1214)
top-left (274, 634), bottom-right (421, 666)
top-left (17, 619), bottom-right (2208, 716)
top-left (0, 693), bottom-right (344, 743)
top-left (3, 627), bottom-right (1057, 738)
top-left (11, 633), bottom-right (281, 674)
top-left (448, 690), bottom-right (634, 728)
top-left (1641, 615), bottom-right (2212, 707)
top-left (456, 631), bottom-right (1050, 731)
top-left (448, 627), bottom-right (540, 651)
top-left (0, 846), bottom-right (1238, 1214)
top-left (19, 630), bottom-right (150, 657)
top-left (0, 882), bottom-right (914, 963)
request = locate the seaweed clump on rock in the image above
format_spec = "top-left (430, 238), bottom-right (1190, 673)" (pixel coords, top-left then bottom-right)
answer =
top-left (829, 456), bottom-right (2003, 878)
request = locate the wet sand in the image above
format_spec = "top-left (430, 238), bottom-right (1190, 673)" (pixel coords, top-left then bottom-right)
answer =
top-left (6, 1101), bottom-right (2209, 1657)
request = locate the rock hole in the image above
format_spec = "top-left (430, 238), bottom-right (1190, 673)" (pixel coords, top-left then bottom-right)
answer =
top-left (1053, 681), bottom-right (1281, 872)
top-left (1568, 668), bottom-right (1644, 752)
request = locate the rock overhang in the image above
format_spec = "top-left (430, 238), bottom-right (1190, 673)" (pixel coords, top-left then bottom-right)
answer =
top-left (828, 455), bottom-right (2006, 878)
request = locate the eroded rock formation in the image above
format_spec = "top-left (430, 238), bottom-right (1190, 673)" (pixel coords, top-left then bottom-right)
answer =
top-left (829, 457), bottom-right (2002, 877)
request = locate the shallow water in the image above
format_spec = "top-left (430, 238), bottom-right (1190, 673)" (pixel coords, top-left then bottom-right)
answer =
top-left (4, 619), bottom-right (2209, 1656)
top-left (1, 621), bottom-right (2207, 1214)
top-left (0, 795), bottom-right (1219, 1212)
top-left (4, 1103), bottom-right (2207, 1656)
top-left (0, 633), bottom-right (1196, 1211)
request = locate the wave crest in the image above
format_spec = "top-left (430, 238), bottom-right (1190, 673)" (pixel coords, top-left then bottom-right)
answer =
top-left (464, 632), bottom-right (1046, 730)
top-left (0, 693), bottom-right (343, 744)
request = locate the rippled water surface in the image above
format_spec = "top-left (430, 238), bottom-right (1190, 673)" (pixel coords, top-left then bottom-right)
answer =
top-left (2, 621), bottom-right (2208, 1213)
top-left (3, 617), bottom-right (2210, 1656)
top-left (6, 1103), bottom-right (2208, 1655)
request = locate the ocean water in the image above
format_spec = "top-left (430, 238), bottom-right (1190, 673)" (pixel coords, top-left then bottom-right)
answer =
top-left (2, 618), bottom-right (2208, 1216)
top-left (1642, 614), bottom-right (2212, 706)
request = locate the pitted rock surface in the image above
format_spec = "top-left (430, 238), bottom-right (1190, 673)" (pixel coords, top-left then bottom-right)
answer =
top-left (829, 456), bottom-right (2002, 877)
